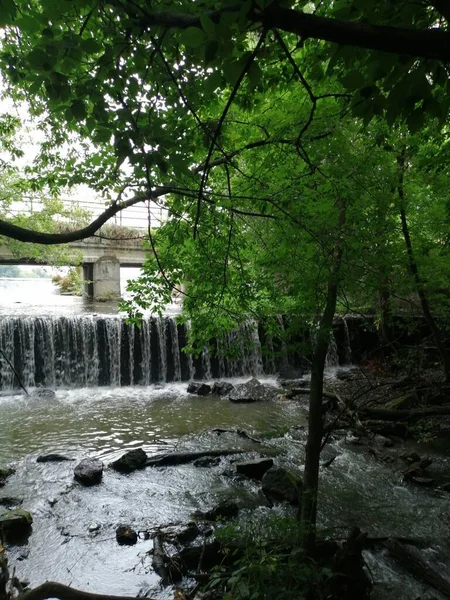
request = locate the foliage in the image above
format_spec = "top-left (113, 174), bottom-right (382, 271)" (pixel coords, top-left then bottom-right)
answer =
top-left (51, 267), bottom-right (83, 296)
top-left (207, 517), bottom-right (327, 600)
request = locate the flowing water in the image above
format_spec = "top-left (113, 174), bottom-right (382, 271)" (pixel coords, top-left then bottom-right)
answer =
top-left (0, 279), bottom-right (449, 599)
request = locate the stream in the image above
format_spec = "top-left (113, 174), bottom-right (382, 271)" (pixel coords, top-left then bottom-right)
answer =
top-left (0, 383), bottom-right (449, 600)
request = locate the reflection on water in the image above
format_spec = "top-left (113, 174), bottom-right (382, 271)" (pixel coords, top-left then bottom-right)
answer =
top-left (0, 274), bottom-right (183, 316)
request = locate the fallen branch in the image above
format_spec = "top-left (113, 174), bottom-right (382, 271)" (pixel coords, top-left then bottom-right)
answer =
top-left (19, 582), bottom-right (154, 600)
top-left (151, 535), bottom-right (170, 586)
top-left (359, 404), bottom-right (450, 421)
top-left (146, 449), bottom-right (246, 467)
top-left (384, 538), bottom-right (450, 597)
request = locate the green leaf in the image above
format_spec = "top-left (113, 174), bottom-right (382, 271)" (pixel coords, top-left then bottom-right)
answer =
top-left (93, 127), bottom-right (112, 143)
top-left (248, 62), bottom-right (262, 89)
top-left (223, 59), bottom-right (242, 86)
top-left (179, 27), bottom-right (206, 48)
top-left (204, 70), bottom-right (223, 94)
top-left (204, 40), bottom-right (219, 65)
top-left (81, 38), bottom-right (103, 54)
top-left (70, 99), bottom-right (87, 120)
top-left (200, 14), bottom-right (216, 36)
top-left (340, 70), bottom-right (365, 91)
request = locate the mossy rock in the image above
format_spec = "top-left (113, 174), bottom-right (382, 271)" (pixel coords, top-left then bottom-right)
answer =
top-left (0, 467), bottom-right (15, 480)
top-left (0, 509), bottom-right (33, 541)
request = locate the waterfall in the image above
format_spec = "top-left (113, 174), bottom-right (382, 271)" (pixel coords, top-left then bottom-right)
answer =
top-left (341, 317), bottom-right (352, 364)
top-left (325, 331), bottom-right (339, 369)
top-left (0, 314), bottom-right (356, 390)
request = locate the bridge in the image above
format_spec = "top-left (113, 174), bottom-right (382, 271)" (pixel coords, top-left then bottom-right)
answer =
top-left (0, 236), bottom-right (148, 300)
top-left (0, 194), bottom-right (166, 300)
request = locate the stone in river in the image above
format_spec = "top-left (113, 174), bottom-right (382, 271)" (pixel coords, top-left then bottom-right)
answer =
top-left (111, 448), bottom-right (148, 473)
top-left (74, 458), bottom-right (103, 485)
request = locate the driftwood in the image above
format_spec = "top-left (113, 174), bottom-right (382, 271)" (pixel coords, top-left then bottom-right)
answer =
top-left (384, 538), bottom-right (450, 597)
top-left (19, 584), bottom-right (152, 600)
top-left (146, 449), bottom-right (246, 467)
top-left (287, 388), bottom-right (338, 401)
top-left (359, 404), bottom-right (450, 421)
top-left (151, 535), bottom-right (170, 586)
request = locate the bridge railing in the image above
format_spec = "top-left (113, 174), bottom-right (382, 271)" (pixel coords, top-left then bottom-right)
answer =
top-left (5, 195), bottom-right (168, 232)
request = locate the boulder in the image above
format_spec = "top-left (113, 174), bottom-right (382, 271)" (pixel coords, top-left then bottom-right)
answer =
top-left (386, 392), bottom-right (419, 411)
top-left (277, 365), bottom-right (307, 381)
top-left (0, 508), bottom-right (33, 540)
top-left (0, 466), bottom-right (15, 482)
top-left (175, 540), bottom-right (222, 571)
top-left (116, 525), bottom-right (138, 545)
top-left (111, 448), bottom-right (148, 473)
top-left (228, 378), bottom-right (275, 403)
top-left (262, 467), bottom-right (302, 506)
top-left (187, 382), bottom-right (211, 396)
top-left (235, 458), bottom-right (274, 480)
top-left (37, 453), bottom-right (71, 463)
top-left (211, 381), bottom-right (235, 396)
top-left (176, 523), bottom-right (201, 544)
top-left (0, 497), bottom-right (22, 508)
top-left (74, 458), bottom-right (103, 485)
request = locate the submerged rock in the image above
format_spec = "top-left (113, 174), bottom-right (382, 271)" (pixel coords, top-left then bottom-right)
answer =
top-left (193, 456), bottom-right (221, 468)
top-left (187, 382), bottom-right (211, 396)
top-left (0, 466), bottom-right (15, 484)
top-left (116, 525), bottom-right (138, 545)
top-left (37, 453), bottom-right (71, 463)
top-left (74, 458), bottom-right (103, 485)
top-left (111, 448), bottom-right (148, 473)
top-left (211, 381), bottom-right (235, 396)
top-left (0, 508), bottom-right (33, 541)
top-left (262, 467), bottom-right (302, 506)
top-left (0, 497), bottom-right (22, 508)
top-left (31, 388), bottom-right (56, 399)
top-left (235, 458), bottom-right (274, 480)
top-left (227, 378), bottom-right (275, 403)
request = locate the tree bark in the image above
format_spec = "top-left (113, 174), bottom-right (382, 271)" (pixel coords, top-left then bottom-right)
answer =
top-left (397, 151), bottom-right (450, 380)
top-left (300, 199), bottom-right (346, 553)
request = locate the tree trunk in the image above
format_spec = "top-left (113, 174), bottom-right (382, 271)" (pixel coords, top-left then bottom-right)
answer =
top-left (300, 199), bottom-right (346, 554)
top-left (397, 151), bottom-right (450, 380)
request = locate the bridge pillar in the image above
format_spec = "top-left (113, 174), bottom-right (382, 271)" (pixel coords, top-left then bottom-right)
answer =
top-left (92, 256), bottom-right (121, 301)
top-left (82, 263), bottom-right (94, 298)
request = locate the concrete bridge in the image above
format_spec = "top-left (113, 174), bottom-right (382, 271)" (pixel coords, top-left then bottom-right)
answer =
top-left (0, 236), bottom-right (148, 300)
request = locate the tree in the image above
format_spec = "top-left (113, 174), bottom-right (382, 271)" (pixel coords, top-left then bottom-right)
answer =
top-left (1, 0), bottom-right (450, 555)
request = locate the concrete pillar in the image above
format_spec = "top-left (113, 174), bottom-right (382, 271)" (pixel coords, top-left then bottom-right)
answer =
top-left (92, 256), bottom-right (121, 301)
top-left (82, 263), bottom-right (94, 298)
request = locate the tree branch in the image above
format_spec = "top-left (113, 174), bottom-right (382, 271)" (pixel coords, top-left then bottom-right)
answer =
top-left (19, 582), bottom-right (154, 600)
top-left (107, 2), bottom-right (450, 61)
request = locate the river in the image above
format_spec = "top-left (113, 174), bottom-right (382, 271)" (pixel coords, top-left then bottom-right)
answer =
top-left (0, 278), bottom-right (449, 599)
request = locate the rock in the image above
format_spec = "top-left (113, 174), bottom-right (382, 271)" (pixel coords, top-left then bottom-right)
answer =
top-left (187, 382), bottom-right (212, 396)
top-left (176, 541), bottom-right (222, 571)
top-left (235, 458), bottom-right (274, 480)
top-left (88, 523), bottom-right (101, 533)
top-left (373, 434), bottom-right (394, 448)
top-left (0, 497), bottom-right (22, 508)
top-left (31, 388), bottom-right (56, 399)
top-left (211, 381), bottom-right (235, 396)
top-left (277, 365), bottom-right (307, 381)
top-left (111, 448), bottom-right (148, 473)
top-left (400, 451), bottom-right (421, 464)
top-left (74, 458), bottom-right (103, 485)
top-left (0, 467), bottom-right (15, 481)
top-left (227, 378), bottom-right (275, 403)
top-left (176, 523), bottom-right (201, 544)
top-left (0, 509), bottom-right (33, 540)
top-left (116, 525), bottom-right (138, 545)
top-left (386, 392), bottom-right (419, 410)
top-left (261, 467), bottom-right (302, 506)
top-left (439, 482), bottom-right (450, 492)
top-left (280, 379), bottom-right (308, 389)
top-left (47, 497), bottom-right (58, 507)
top-left (193, 456), bottom-right (221, 468)
top-left (195, 500), bottom-right (239, 521)
top-left (410, 476), bottom-right (435, 487)
top-left (37, 453), bottom-right (71, 463)
top-left (17, 549), bottom-right (30, 561)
